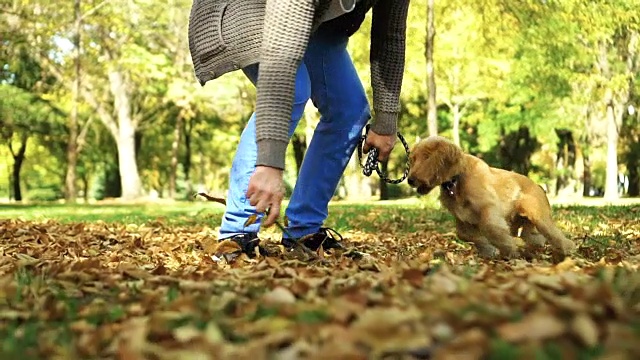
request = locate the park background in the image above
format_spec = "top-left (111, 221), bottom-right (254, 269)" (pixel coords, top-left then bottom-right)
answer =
top-left (1, 1), bottom-right (640, 358)
top-left (1, 0), bottom-right (639, 204)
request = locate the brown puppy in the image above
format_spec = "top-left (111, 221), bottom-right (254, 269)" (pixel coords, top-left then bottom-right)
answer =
top-left (407, 136), bottom-right (575, 260)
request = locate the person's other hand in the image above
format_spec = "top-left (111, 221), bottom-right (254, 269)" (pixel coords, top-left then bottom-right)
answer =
top-left (246, 165), bottom-right (285, 227)
top-left (362, 129), bottom-right (397, 161)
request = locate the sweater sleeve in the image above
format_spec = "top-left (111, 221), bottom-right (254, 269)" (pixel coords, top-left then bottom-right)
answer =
top-left (254, 0), bottom-right (317, 170)
top-left (368, 0), bottom-right (410, 136)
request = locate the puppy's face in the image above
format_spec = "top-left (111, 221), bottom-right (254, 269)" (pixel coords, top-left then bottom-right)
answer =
top-left (407, 136), bottom-right (464, 195)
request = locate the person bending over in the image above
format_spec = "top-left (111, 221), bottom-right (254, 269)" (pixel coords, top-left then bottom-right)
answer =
top-left (188, 0), bottom-right (410, 256)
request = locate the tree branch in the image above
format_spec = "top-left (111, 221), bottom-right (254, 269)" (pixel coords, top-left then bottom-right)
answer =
top-left (36, 51), bottom-right (119, 137)
top-left (76, 116), bottom-right (95, 153)
top-left (80, 0), bottom-right (110, 21)
top-left (8, 142), bottom-right (15, 157)
top-left (81, 79), bottom-right (119, 136)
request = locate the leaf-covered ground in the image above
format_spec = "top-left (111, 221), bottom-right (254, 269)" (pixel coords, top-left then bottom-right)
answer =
top-left (1, 201), bottom-right (639, 359)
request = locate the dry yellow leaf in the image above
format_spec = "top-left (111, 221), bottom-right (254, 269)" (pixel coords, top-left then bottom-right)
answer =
top-left (244, 214), bottom-right (259, 227)
top-left (497, 312), bottom-right (566, 342)
top-left (262, 286), bottom-right (296, 305)
top-left (571, 313), bottom-right (599, 347)
top-left (213, 239), bottom-right (242, 255)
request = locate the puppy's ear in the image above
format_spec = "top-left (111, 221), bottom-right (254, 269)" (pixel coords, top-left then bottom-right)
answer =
top-left (443, 142), bottom-right (464, 169)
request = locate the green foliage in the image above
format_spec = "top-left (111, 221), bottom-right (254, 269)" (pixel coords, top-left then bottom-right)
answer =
top-left (1, 0), bottom-right (638, 200)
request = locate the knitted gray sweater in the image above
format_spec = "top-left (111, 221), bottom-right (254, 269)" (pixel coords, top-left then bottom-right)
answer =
top-left (188, 0), bottom-right (409, 169)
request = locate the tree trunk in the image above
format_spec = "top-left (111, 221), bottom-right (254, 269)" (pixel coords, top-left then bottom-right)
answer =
top-left (594, 39), bottom-right (620, 201)
top-left (81, 172), bottom-right (89, 202)
top-left (108, 68), bottom-right (143, 200)
top-left (301, 103), bottom-right (316, 154)
top-left (574, 143), bottom-right (585, 197)
top-left (116, 126), bottom-right (143, 200)
top-left (379, 160), bottom-right (389, 200)
top-left (603, 97), bottom-right (619, 200)
top-left (168, 114), bottom-right (183, 199)
top-left (291, 133), bottom-right (307, 176)
top-left (65, 0), bottom-right (82, 203)
top-left (342, 164), bottom-right (371, 200)
top-left (12, 158), bottom-right (24, 202)
top-left (554, 129), bottom-right (577, 197)
top-left (498, 126), bottom-right (538, 175)
top-left (65, 137), bottom-right (79, 202)
top-left (600, 30), bottom-right (637, 200)
top-left (452, 103), bottom-right (461, 146)
top-left (9, 135), bottom-right (28, 202)
top-left (628, 157), bottom-right (639, 196)
top-left (625, 107), bottom-right (640, 197)
top-left (425, 0), bottom-right (438, 136)
top-left (182, 119), bottom-right (194, 186)
top-left (103, 158), bottom-right (122, 199)
top-left (582, 152), bottom-right (592, 197)
top-left (621, 31), bottom-right (638, 196)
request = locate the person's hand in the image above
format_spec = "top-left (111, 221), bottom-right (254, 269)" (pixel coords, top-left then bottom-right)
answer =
top-left (246, 165), bottom-right (285, 227)
top-left (362, 129), bottom-right (397, 162)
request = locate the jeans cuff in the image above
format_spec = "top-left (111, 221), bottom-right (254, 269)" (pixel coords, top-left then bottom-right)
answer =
top-left (282, 226), bottom-right (321, 240)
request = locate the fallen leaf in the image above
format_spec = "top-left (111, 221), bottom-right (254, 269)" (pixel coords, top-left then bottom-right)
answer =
top-left (262, 286), bottom-right (296, 305)
top-left (173, 325), bottom-right (202, 343)
top-left (401, 268), bottom-right (424, 287)
top-left (497, 312), bottom-right (566, 342)
top-left (244, 214), bottom-right (259, 227)
top-left (571, 313), bottom-right (599, 347)
top-left (213, 240), bottom-right (242, 255)
top-left (0, 207), bottom-right (638, 360)
top-left (200, 237), bottom-right (219, 255)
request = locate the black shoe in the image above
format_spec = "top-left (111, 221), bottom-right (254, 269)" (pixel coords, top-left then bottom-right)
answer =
top-left (223, 233), bottom-right (268, 259)
top-left (282, 227), bottom-right (345, 251)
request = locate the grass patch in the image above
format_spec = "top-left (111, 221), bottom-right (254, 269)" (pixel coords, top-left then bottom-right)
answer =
top-left (0, 202), bottom-right (223, 225)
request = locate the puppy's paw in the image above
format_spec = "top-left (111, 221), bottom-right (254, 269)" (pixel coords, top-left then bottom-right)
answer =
top-left (501, 248), bottom-right (522, 260)
top-left (563, 239), bottom-right (577, 254)
top-left (522, 244), bottom-right (545, 261)
top-left (489, 241), bottom-right (521, 260)
top-left (551, 239), bottom-right (577, 261)
top-left (509, 250), bottom-right (522, 259)
top-left (476, 244), bottom-right (500, 259)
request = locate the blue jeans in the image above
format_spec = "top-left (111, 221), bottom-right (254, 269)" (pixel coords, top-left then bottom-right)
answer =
top-left (219, 32), bottom-right (371, 239)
